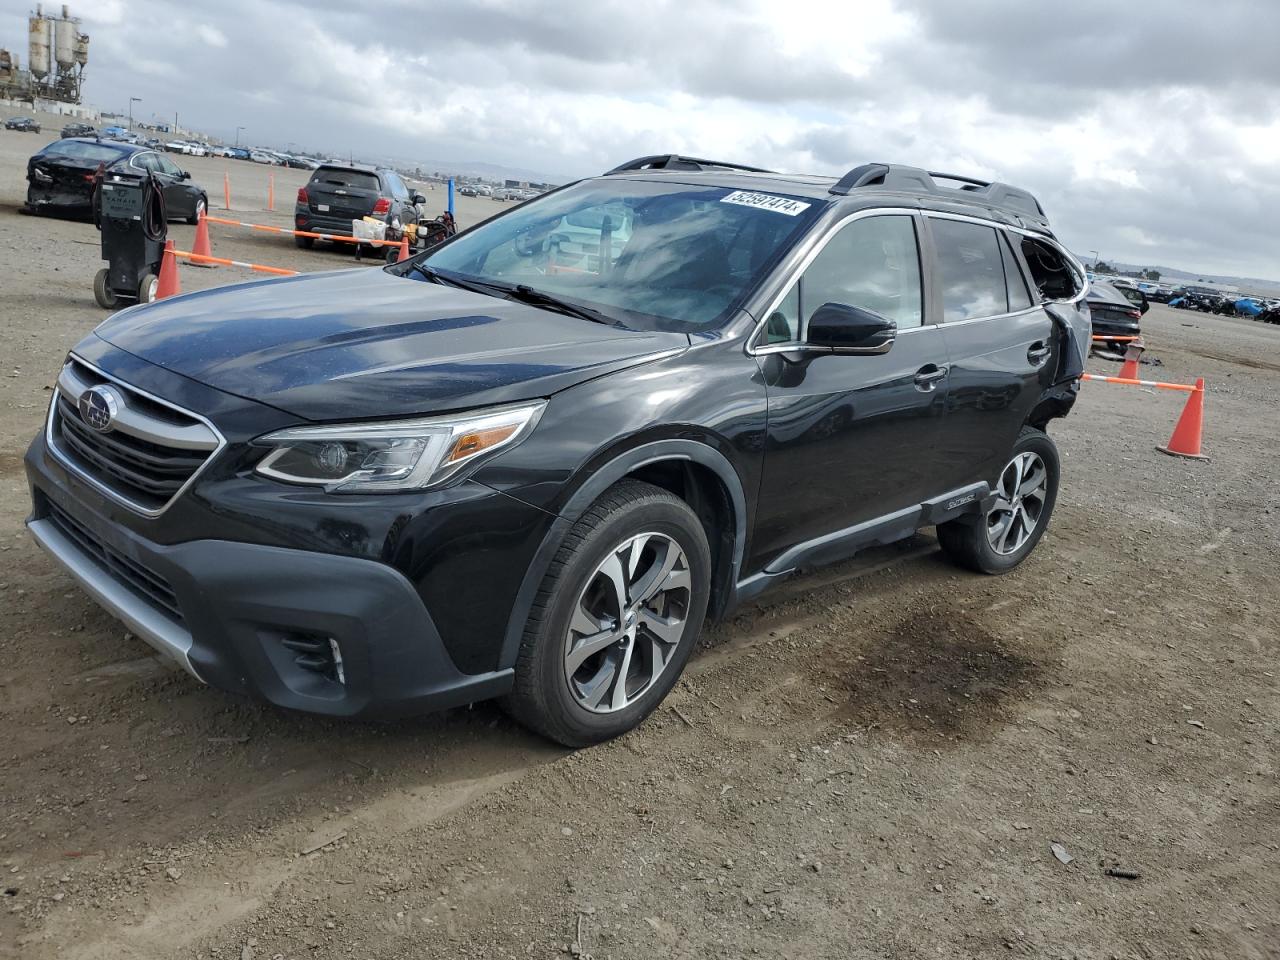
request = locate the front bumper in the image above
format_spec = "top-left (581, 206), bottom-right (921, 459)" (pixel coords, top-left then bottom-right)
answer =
top-left (26, 481), bottom-right (515, 719)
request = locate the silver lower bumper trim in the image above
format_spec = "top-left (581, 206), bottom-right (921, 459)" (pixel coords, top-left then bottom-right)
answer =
top-left (27, 517), bottom-right (204, 682)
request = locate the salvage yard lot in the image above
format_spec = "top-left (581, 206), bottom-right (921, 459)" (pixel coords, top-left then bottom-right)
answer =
top-left (0, 126), bottom-right (1277, 959)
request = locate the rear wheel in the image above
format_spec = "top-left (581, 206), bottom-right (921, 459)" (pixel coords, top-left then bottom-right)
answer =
top-left (501, 480), bottom-right (711, 747)
top-left (93, 268), bottom-right (119, 309)
top-left (295, 235), bottom-right (314, 249)
top-left (136, 273), bottom-right (159, 304)
top-left (938, 426), bottom-right (1060, 574)
top-left (186, 196), bottom-right (207, 226)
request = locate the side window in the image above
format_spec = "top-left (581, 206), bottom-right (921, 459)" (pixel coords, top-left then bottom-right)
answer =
top-left (763, 215), bottom-right (923, 344)
top-left (384, 172), bottom-right (409, 199)
top-left (1001, 234), bottom-right (1033, 310)
top-left (931, 218), bottom-right (1009, 321)
top-left (157, 155), bottom-right (183, 177)
top-left (130, 152), bottom-right (159, 172)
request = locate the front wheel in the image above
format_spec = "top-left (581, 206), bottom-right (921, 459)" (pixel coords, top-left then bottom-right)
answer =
top-left (93, 268), bottom-right (119, 309)
top-left (938, 426), bottom-right (1060, 574)
top-left (501, 480), bottom-right (711, 747)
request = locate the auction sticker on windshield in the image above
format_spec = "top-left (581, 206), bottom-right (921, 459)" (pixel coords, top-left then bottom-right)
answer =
top-left (720, 191), bottom-right (811, 216)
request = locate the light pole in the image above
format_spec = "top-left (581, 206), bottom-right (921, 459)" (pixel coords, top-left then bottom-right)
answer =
top-left (128, 96), bottom-right (141, 130)
top-left (235, 126), bottom-right (245, 147)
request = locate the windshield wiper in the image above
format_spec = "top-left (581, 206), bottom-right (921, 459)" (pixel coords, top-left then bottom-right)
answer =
top-left (506, 284), bottom-right (624, 328)
top-left (407, 263), bottom-right (509, 298)
top-left (408, 268), bottom-right (624, 328)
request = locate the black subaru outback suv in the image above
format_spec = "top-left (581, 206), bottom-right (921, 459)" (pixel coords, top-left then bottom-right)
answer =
top-left (25, 155), bottom-right (1089, 746)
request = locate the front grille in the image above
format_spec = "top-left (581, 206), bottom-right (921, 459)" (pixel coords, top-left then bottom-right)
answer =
top-left (44, 500), bottom-right (184, 622)
top-left (47, 357), bottom-right (223, 516)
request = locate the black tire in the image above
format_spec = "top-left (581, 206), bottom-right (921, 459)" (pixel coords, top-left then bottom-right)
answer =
top-left (938, 426), bottom-right (1060, 574)
top-left (93, 268), bottom-right (119, 309)
top-left (501, 480), bottom-right (711, 747)
top-left (186, 196), bottom-right (207, 226)
top-left (295, 235), bottom-right (314, 249)
top-left (137, 272), bottom-right (159, 304)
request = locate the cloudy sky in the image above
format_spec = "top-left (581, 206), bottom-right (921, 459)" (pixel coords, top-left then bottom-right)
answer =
top-left (5, 0), bottom-right (1278, 279)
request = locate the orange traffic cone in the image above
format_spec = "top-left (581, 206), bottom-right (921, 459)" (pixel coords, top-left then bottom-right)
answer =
top-left (156, 239), bottom-right (181, 300)
top-left (1117, 342), bottom-right (1142, 380)
top-left (1157, 378), bottom-right (1207, 460)
top-left (397, 237), bottom-right (411, 262)
top-left (191, 212), bottom-right (214, 268)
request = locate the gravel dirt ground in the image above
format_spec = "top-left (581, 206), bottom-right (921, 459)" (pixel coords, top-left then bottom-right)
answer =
top-left (0, 118), bottom-right (1277, 960)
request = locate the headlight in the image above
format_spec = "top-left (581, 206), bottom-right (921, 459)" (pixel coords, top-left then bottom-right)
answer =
top-left (254, 401), bottom-right (545, 492)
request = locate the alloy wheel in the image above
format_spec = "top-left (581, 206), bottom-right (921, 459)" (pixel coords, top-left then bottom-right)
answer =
top-left (986, 451), bottom-right (1048, 555)
top-left (563, 532), bottom-right (691, 714)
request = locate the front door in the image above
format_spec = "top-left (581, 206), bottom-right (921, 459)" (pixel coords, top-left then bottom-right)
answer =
top-left (750, 213), bottom-right (950, 570)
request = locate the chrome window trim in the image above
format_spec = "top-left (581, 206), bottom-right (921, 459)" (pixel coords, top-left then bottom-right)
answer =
top-left (45, 353), bottom-right (228, 519)
top-left (745, 205), bottom-right (1086, 356)
top-left (745, 206), bottom-right (926, 356)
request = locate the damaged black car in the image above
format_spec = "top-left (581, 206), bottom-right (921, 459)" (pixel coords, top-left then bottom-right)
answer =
top-left (24, 137), bottom-right (208, 224)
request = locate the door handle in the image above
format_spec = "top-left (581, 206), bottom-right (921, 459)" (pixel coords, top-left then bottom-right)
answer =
top-left (913, 364), bottom-right (947, 391)
top-left (1027, 341), bottom-right (1051, 365)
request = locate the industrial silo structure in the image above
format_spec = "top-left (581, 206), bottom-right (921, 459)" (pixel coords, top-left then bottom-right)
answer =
top-left (24, 3), bottom-right (86, 103)
top-left (27, 8), bottom-right (51, 80)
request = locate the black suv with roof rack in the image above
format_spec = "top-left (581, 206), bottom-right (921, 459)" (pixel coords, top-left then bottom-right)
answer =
top-left (25, 153), bottom-right (1090, 746)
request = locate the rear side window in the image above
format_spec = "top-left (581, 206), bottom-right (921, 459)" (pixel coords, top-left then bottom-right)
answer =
top-left (930, 218), bottom-right (1007, 322)
top-left (310, 167), bottom-right (380, 191)
top-left (1001, 234), bottom-right (1033, 311)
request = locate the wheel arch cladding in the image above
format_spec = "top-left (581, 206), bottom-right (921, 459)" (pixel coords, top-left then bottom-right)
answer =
top-left (498, 440), bottom-right (748, 670)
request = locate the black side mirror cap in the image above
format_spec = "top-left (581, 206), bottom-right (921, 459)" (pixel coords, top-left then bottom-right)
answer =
top-left (807, 302), bottom-right (897, 354)
top-left (180, 171), bottom-right (190, 180)
top-left (412, 193), bottom-right (426, 205)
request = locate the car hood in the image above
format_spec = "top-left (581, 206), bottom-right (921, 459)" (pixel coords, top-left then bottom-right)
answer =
top-left (92, 267), bottom-right (688, 421)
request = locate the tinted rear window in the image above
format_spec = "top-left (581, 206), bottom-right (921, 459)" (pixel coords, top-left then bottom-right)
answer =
top-left (310, 167), bottom-right (380, 191)
top-left (42, 141), bottom-right (129, 164)
top-left (931, 218), bottom-right (1008, 322)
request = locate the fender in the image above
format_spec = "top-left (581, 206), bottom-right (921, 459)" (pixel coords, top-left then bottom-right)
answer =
top-left (497, 439), bottom-right (748, 669)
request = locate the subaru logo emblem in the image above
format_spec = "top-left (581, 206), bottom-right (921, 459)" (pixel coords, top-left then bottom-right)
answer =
top-left (78, 385), bottom-right (120, 433)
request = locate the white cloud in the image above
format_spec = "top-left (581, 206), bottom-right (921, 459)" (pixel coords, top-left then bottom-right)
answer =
top-left (196, 24), bottom-right (228, 49)
top-left (3, 0), bottom-right (1273, 278)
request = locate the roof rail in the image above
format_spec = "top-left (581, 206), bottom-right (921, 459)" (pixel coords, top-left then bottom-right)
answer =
top-left (605, 154), bottom-right (774, 176)
top-left (828, 162), bottom-right (1048, 225)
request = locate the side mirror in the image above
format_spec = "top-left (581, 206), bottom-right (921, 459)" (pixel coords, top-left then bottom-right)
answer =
top-left (180, 170), bottom-right (190, 180)
top-left (412, 193), bottom-right (426, 205)
top-left (807, 302), bottom-right (896, 354)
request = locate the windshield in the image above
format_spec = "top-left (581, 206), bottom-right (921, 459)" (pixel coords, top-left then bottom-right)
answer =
top-left (41, 140), bottom-right (129, 164)
top-left (312, 167), bottom-right (380, 191)
top-left (417, 179), bottom-right (822, 332)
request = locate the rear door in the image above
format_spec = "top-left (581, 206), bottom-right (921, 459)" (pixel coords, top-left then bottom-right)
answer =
top-left (926, 215), bottom-right (1056, 490)
top-left (306, 166), bottom-right (381, 221)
